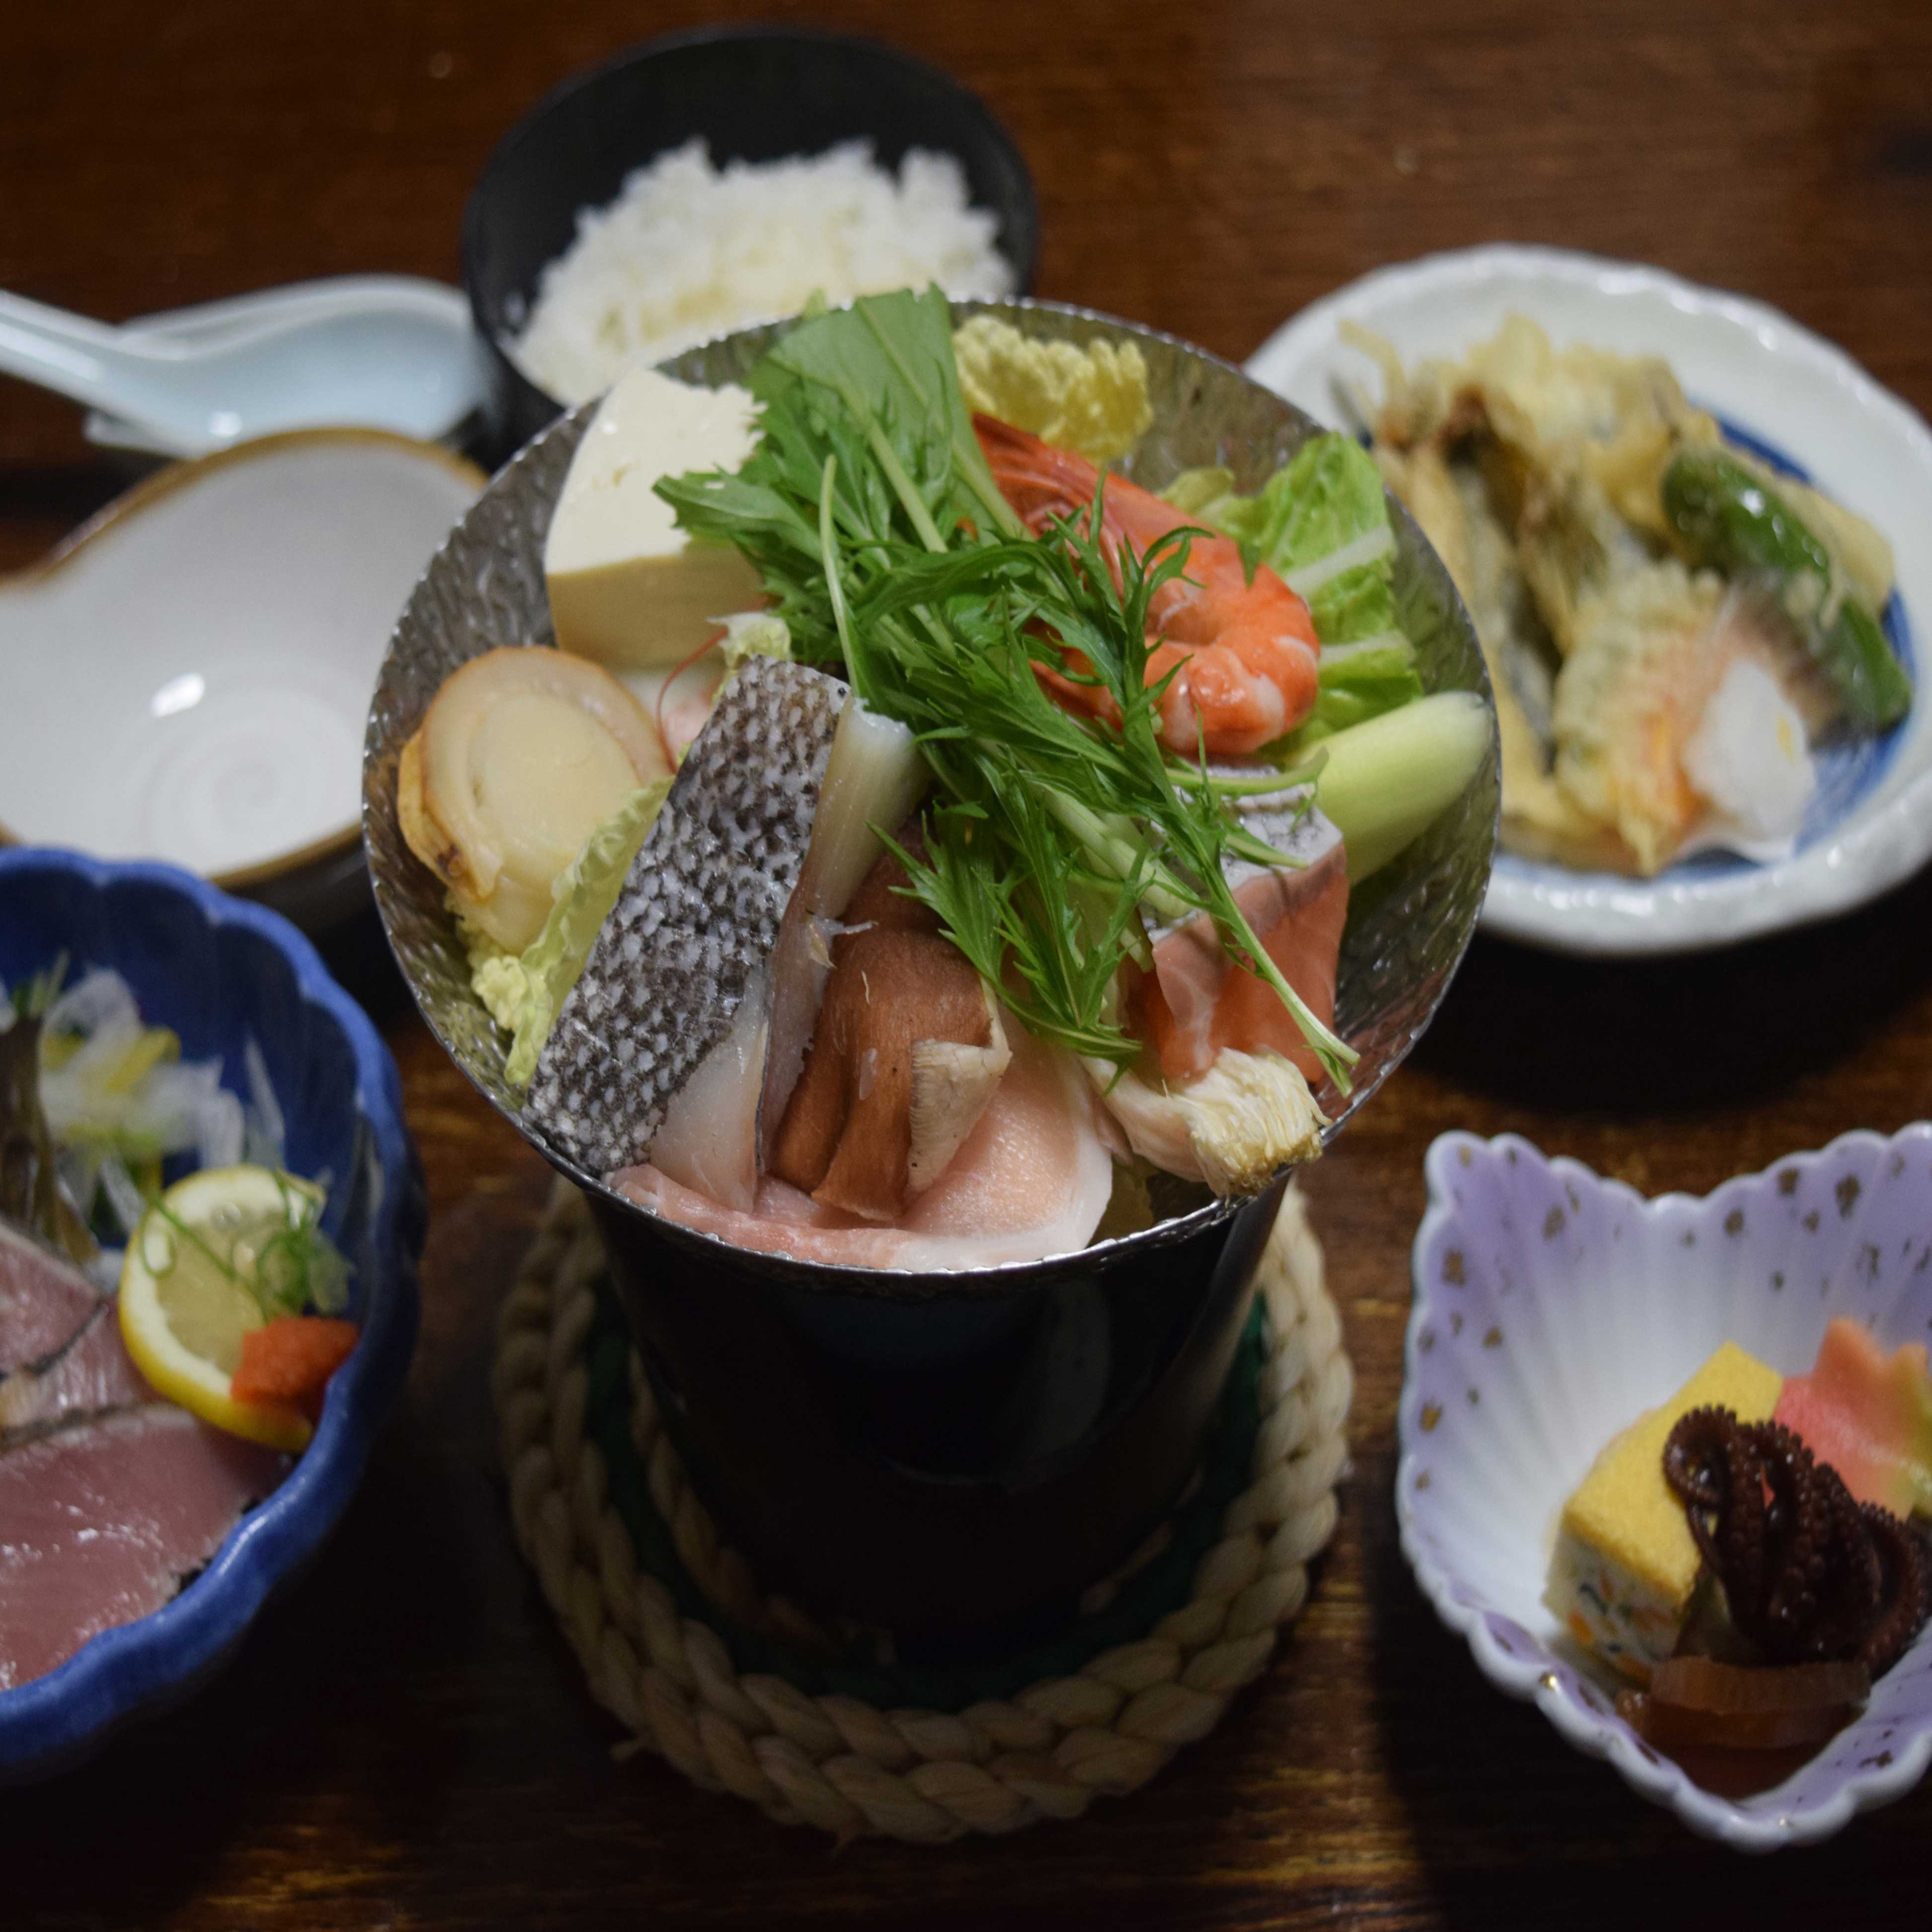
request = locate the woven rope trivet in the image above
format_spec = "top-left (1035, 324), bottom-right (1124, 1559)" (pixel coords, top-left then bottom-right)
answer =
top-left (492, 1181), bottom-right (1351, 1842)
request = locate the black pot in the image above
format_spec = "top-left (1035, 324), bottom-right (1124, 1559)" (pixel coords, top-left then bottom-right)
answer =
top-left (463, 25), bottom-right (1039, 456)
top-left (365, 300), bottom-right (1499, 1651)
top-left (588, 1174), bottom-right (1283, 1653)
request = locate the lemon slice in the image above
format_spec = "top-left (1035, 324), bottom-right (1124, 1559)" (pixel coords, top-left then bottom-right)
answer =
top-left (119, 1165), bottom-right (326, 1452)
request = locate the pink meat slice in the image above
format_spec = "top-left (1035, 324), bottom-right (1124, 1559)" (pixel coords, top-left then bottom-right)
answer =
top-left (617, 1025), bottom-right (1113, 1271)
top-left (0, 1217), bottom-right (104, 1374)
top-left (1139, 808), bottom-right (1348, 1085)
top-left (0, 1404), bottom-right (287, 1690)
top-left (0, 1301), bottom-right (153, 1438)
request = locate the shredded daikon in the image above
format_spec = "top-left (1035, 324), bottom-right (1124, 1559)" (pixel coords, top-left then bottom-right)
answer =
top-left (26, 967), bottom-right (287, 1235)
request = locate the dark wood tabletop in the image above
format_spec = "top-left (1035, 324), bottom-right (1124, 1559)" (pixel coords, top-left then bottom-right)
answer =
top-left (5, 1), bottom-right (1932, 1924)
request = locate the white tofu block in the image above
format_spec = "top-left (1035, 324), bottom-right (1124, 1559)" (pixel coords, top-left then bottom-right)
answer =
top-left (544, 367), bottom-right (763, 668)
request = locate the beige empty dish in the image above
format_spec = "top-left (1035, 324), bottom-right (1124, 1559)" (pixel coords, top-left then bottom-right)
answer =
top-left (0, 430), bottom-right (482, 928)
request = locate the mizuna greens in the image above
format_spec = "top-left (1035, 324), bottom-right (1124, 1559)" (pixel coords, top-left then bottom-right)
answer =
top-left (659, 288), bottom-right (1363, 1087)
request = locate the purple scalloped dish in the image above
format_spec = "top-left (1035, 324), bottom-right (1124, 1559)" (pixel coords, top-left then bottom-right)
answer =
top-left (1400, 1125), bottom-right (1932, 1850)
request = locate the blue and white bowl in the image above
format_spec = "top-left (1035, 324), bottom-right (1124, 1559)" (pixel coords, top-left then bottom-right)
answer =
top-left (0, 848), bottom-right (422, 1782)
top-left (1400, 1125), bottom-right (1932, 1850)
top-left (1248, 245), bottom-right (1932, 956)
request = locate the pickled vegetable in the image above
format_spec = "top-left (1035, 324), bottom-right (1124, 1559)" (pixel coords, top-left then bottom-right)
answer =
top-left (1618, 1656), bottom-right (1868, 1752)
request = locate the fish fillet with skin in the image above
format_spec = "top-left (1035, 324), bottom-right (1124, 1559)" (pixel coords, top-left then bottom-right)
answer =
top-left (0, 1404), bottom-right (286, 1690)
top-left (617, 1024), bottom-right (1112, 1271)
top-left (650, 693), bottom-right (926, 1211)
top-left (524, 656), bottom-right (845, 1176)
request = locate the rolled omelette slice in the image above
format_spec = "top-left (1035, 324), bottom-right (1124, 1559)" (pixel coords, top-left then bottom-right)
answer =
top-left (1544, 1340), bottom-right (1783, 1683)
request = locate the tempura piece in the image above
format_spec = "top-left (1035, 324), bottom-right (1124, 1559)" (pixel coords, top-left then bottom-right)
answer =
top-left (1357, 315), bottom-right (1903, 875)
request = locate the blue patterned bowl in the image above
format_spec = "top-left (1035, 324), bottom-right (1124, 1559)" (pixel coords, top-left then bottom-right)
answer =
top-left (1400, 1126), bottom-right (1932, 1850)
top-left (0, 848), bottom-right (422, 1782)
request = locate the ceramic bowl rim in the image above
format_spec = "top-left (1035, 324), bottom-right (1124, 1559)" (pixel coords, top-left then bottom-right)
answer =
top-left (1398, 1123), bottom-right (1932, 1850)
top-left (0, 429), bottom-right (486, 893)
top-left (367, 294), bottom-right (1498, 1302)
top-left (0, 845), bottom-right (423, 1781)
top-left (1246, 241), bottom-right (1932, 958)
top-left (460, 20), bottom-right (1042, 421)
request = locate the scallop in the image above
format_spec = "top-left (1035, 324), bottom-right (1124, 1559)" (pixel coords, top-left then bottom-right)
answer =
top-left (398, 646), bottom-right (668, 952)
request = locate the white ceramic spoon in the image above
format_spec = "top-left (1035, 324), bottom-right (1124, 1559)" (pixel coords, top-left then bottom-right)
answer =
top-left (0, 276), bottom-right (490, 458)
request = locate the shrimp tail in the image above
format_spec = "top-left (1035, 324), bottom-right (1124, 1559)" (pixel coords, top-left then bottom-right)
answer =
top-left (974, 414), bottom-right (1322, 756)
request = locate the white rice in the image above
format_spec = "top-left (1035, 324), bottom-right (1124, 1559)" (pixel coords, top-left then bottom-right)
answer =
top-left (511, 138), bottom-right (1015, 404)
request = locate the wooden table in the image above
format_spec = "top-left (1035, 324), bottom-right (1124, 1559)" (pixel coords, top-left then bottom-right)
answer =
top-left (5, 1), bottom-right (1932, 1922)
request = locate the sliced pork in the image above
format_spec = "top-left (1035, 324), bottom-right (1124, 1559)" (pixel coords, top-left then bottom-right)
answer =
top-left (620, 1023), bottom-right (1112, 1271)
top-left (1135, 800), bottom-right (1348, 1086)
top-left (767, 845), bottom-right (1010, 1222)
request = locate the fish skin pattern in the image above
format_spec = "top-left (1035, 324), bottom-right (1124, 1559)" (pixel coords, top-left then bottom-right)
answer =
top-left (526, 656), bottom-right (846, 1176)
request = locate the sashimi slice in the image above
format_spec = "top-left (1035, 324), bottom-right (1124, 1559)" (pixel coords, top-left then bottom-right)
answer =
top-left (0, 1403), bottom-right (287, 1690)
top-left (619, 1026), bottom-right (1112, 1270)
top-left (1774, 1318), bottom-right (1932, 1519)
top-left (0, 1301), bottom-right (151, 1439)
top-left (767, 920), bottom-right (1009, 1222)
top-left (0, 1216), bottom-right (105, 1374)
top-left (1137, 804), bottom-right (1348, 1085)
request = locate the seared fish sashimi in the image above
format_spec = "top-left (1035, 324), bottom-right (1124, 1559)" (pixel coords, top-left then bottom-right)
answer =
top-left (0, 1404), bottom-right (285, 1690)
top-left (0, 1216), bottom-right (103, 1374)
top-left (0, 1299), bottom-right (151, 1441)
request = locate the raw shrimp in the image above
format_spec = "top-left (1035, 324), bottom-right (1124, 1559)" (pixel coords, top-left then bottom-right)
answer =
top-left (975, 415), bottom-right (1320, 756)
